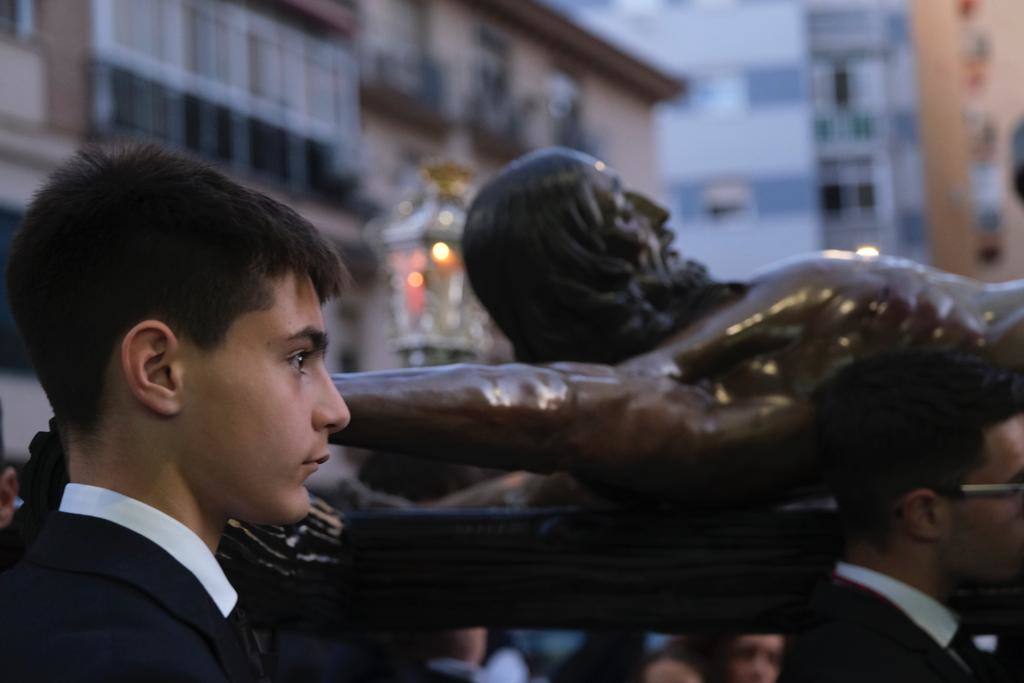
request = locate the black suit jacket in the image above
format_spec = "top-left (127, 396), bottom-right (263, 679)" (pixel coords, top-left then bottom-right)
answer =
top-left (780, 580), bottom-right (1015, 683)
top-left (0, 511), bottom-right (258, 682)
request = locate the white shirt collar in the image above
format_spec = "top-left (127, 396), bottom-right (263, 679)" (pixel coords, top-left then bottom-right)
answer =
top-left (59, 483), bottom-right (238, 617)
top-left (835, 561), bottom-right (959, 648)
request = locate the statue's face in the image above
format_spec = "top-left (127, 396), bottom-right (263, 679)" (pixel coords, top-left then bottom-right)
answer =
top-left (589, 165), bottom-right (675, 282)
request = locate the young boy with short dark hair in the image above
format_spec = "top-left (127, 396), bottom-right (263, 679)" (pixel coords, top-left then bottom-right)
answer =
top-left (0, 144), bottom-right (350, 681)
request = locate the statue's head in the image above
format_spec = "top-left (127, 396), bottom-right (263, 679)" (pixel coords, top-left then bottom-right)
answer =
top-left (464, 147), bottom-right (718, 364)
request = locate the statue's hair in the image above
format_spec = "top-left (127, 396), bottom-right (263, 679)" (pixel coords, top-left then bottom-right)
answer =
top-left (464, 147), bottom-right (738, 364)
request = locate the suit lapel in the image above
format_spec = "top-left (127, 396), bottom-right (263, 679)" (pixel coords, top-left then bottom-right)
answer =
top-left (812, 581), bottom-right (975, 683)
top-left (926, 648), bottom-right (978, 683)
top-left (27, 512), bottom-right (256, 682)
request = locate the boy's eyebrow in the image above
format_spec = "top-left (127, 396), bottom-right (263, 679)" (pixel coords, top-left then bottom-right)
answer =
top-left (285, 326), bottom-right (328, 351)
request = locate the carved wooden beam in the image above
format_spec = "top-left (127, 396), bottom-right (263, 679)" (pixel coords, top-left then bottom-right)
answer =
top-left (220, 506), bottom-right (1024, 635)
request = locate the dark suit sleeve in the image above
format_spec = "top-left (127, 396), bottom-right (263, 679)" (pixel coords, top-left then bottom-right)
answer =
top-left (83, 666), bottom-right (226, 683)
top-left (779, 623), bottom-right (912, 683)
top-left (32, 603), bottom-right (233, 682)
top-left (779, 660), bottom-right (881, 683)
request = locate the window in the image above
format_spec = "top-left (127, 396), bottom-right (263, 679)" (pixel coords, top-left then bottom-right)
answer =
top-left (186, 4), bottom-right (231, 83)
top-left (971, 162), bottom-right (1002, 232)
top-left (249, 33), bottom-right (285, 103)
top-left (833, 65), bottom-right (851, 107)
top-left (702, 181), bottom-right (752, 223)
top-left (812, 58), bottom-right (877, 111)
top-left (549, 70), bottom-right (586, 149)
top-left (819, 159), bottom-right (876, 219)
top-left (249, 118), bottom-right (289, 180)
top-left (109, 67), bottom-right (174, 141)
top-left (113, 0), bottom-right (170, 62)
top-left (0, 0), bottom-right (32, 36)
top-left (683, 73), bottom-right (747, 116)
top-left (477, 24), bottom-right (510, 104)
top-left (308, 45), bottom-right (340, 125)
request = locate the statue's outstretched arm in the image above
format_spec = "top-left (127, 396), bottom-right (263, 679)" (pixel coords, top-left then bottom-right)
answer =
top-left (625, 257), bottom-right (988, 393)
top-left (331, 364), bottom-right (816, 505)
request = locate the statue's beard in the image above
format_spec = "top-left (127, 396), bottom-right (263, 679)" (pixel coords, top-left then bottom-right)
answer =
top-left (639, 256), bottom-right (720, 332)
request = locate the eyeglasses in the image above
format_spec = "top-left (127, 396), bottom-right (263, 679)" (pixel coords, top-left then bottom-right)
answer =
top-left (937, 483), bottom-right (1024, 500)
top-left (893, 484), bottom-right (1024, 517)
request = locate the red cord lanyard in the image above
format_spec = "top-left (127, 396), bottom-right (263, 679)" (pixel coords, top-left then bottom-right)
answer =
top-left (830, 571), bottom-right (903, 613)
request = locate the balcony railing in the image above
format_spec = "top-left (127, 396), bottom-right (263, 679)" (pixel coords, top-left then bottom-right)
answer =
top-left (815, 111), bottom-right (881, 145)
top-left (463, 86), bottom-right (539, 154)
top-left (92, 61), bottom-right (360, 201)
top-left (808, 10), bottom-right (887, 52)
top-left (360, 44), bottom-right (446, 114)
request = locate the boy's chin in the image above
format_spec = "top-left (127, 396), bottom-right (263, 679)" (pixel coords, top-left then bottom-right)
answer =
top-left (235, 492), bottom-right (312, 526)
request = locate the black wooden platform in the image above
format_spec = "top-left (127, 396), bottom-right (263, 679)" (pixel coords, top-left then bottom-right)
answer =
top-left (222, 505), bottom-right (1024, 635)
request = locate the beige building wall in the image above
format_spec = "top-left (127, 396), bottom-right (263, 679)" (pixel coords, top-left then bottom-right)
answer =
top-left (582, 75), bottom-right (659, 196)
top-left (39, 0), bottom-right (91, 137)
top-left (911, 0), bottom-right (1024, 280)
top-left (0, 39), bottom-right (45, 125)
top-left (908, 0), bottom-right (976, 276)
top-left (960, 0), bottom-right (1024, 280)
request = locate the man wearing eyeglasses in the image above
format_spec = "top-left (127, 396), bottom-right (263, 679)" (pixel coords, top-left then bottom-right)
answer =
top-left (780, 350), bottom-right (1024, 683)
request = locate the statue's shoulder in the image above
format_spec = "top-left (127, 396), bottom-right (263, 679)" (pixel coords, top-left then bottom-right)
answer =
top-left (748, 251), bottom-right (926, 285)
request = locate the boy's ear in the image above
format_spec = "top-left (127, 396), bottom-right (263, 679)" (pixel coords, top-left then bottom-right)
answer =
top-left (895, 488), bottom-right (947, 542)
top-left (120, 320), bottom-right (184, 417)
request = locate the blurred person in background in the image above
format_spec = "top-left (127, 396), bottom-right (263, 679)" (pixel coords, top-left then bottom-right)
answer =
top-left (0, 457), bottom-right (15, 533)
top-left (0, 402), bottom-right (21, 571)
top-left (629, 640), bottom-right (707, 683)
top-left (689, 635), bottom-right (784, 683)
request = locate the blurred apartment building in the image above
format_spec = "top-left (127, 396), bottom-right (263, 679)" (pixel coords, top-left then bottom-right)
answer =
top-left (0, 0), bottom-right (680, 461)
top-left (554, 0), bottom-right (928, 278)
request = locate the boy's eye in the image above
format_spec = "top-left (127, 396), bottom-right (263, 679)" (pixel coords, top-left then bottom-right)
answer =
top-left (289, 351), bottom-right (308, 372)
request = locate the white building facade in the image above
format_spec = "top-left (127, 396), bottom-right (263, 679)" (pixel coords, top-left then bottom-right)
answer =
top-left (551, 0), bottom-right (820, 280)
top-left (552, 0), bottom-right (929, 278)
